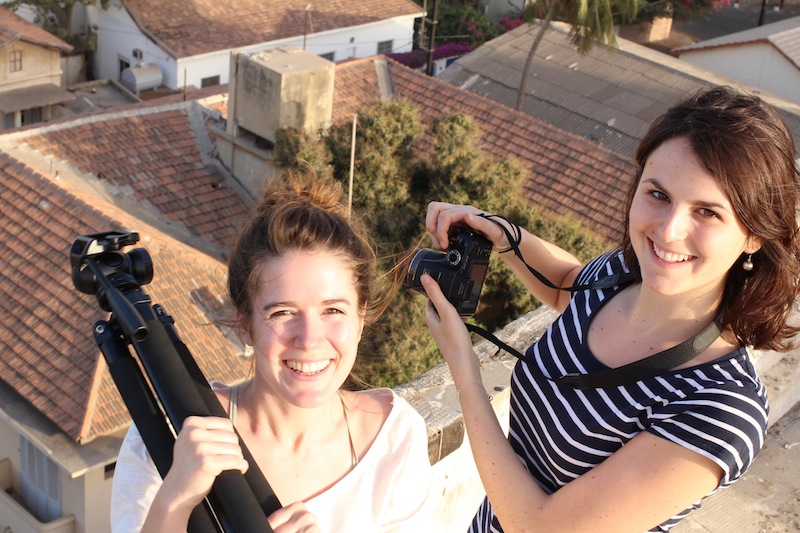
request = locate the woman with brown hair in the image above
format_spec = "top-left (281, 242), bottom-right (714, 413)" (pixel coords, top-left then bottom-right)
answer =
top-left (421, 86), bottom-right (800, 532)
top-left (111, 171), bottom-right (431, 532)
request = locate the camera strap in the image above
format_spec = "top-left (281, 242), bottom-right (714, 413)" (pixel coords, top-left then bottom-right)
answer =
top-left (466, 317), bottom-right (722, 389)
top-left (470, 214), bottom-right (723, 389)
top-left (477, 213), bottom-right (636, 293)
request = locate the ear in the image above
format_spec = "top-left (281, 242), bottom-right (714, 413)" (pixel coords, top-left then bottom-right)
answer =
top-left (238, 313), bottom-right (253, 346)
top-left (744, 235), bottom-right (763, 255)
top-left (358, 305), bottom-right (367, 339)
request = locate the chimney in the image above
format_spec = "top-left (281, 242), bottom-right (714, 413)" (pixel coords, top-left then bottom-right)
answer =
top-left (227, 47), bottom-right (335, 143)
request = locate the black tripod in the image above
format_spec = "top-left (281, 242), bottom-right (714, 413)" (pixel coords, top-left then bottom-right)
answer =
top-left (70, 231), bottom-right (281, 533)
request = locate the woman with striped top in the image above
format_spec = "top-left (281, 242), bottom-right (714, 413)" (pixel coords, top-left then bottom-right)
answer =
top-left (420, 86), bottom-right (800, 532)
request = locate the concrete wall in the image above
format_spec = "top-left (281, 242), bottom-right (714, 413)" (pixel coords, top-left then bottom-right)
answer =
top-left (397, 305), bottom-right (560, 530)
top-left (228, 49), bottom-right (334, 143)
top-left (215, 128), bottom-right (279, 202)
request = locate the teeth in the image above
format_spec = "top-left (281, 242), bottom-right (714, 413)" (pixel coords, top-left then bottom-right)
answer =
top-left (286, 360), bottom-right (330, 375)
top-left (653, 243), bottom-right (691, 263)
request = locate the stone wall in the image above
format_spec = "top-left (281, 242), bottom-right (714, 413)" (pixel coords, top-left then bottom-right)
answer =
top-left (395, 305), bottom-right (559, 530)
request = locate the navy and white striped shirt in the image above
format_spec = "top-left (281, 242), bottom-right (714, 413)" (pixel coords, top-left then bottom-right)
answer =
top-left (470, 250), bottom-right (769, 532)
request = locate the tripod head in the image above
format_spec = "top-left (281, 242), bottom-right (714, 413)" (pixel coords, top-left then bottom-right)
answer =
top-left (70, 231), bottom-right (154, 342)
top-left (70, 231), bottom-right (153, 299)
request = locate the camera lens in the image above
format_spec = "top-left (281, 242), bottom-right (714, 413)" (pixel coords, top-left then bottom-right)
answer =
top-left (405, 248), bottom-right (444, 291)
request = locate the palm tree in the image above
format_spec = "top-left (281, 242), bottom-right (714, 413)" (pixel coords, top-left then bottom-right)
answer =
top-left (515, 0), bottom-right (641, 111)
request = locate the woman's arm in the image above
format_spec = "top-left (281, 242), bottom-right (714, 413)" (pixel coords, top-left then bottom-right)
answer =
top-left (421, 275), bottom-right (723, 532)
top-left (425, 202), bottom-right (582, 311)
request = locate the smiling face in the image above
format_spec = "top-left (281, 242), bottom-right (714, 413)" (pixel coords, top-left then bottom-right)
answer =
top-left (628, 137), bottom-right (759, 301)
top-left (241, 249), bottom-right (364, 408)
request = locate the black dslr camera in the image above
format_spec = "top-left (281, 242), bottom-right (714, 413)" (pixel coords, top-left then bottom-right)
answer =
top-left (405, 226), bottom-right (492, 316)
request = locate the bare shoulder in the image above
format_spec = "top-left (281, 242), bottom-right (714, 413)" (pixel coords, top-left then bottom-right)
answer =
top-left (343, 388), bottom-right (393, 417)
top-left (341, 389), bottom-right (394, 442)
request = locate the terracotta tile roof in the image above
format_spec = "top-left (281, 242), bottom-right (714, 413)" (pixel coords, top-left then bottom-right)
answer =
top-left (439, 23), bottom-right (800, 158)
top-left (0, 151), bottom-right (250, 442)
top-left (123, 0), bottom-right (424, 58)
top-left (0, 6), bottom-right (73, 52)
top-left (331, 57), bottom-right (385, 123)
top-left (20, 105), bottom-right (248, 250)
top-left (1, 52), bottom-right (633, 445)
top-left (333, 57), bottom-right (634, 244)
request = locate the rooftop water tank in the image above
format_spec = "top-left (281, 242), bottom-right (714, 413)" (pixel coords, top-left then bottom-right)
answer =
top-left (120, 63), bottom-right (163, 93)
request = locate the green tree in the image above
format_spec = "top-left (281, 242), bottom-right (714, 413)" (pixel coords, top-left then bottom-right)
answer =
top-left (515, 0), bottom-right (640, 111)
top-left (434, 2), bottom-right (504, 47)
top-left (275, 101), bottom-right (608, 387)
top-left (3, 0), bottom-right (110, 51)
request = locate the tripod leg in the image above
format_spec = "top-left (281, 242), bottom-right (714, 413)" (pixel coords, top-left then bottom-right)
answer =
top-left (155, 305), bottom-right (282, 516)
top-left (122, 290), bottom-right (273, 532)
top-left (95, 320), bottom-right (222, 533)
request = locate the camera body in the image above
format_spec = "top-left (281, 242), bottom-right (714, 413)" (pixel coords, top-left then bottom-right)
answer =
top-left (406, 226), bottom-right (493, 316)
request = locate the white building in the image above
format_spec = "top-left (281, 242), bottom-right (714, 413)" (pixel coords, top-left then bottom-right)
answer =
top-left (675, 16), bottom-right (800, 106)
top-left (81, 0), bottom-right (423, 91)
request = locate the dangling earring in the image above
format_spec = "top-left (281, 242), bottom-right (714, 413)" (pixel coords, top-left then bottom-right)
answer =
top-left (743, 253), bottom-right (754, 271)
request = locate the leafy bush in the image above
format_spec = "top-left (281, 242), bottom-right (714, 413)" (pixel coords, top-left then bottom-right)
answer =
top-left (275, 102), bottom-right (609, 387)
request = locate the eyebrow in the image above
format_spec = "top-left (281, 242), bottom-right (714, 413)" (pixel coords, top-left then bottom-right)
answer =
top-left (261, 298), bottom-right (354, 311)
top-left (641, 177), bottom-right (734, 214)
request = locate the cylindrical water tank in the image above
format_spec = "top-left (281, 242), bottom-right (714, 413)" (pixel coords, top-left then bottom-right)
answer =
top-left (120, 63), bottom-right (163, 93)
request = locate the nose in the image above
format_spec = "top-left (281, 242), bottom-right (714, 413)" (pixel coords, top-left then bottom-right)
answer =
top-left (293, 313), bottom-right (322, 348)
top-left (657, 208), bottom-right (690, 242)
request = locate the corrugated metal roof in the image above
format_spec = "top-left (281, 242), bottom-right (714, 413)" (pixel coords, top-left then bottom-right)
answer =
top-left (439, 22), bottom-right (800, 158)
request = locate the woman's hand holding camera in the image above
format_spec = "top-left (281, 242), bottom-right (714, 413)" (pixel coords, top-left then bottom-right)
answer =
top-left (426, 202), bottom-right (510, 252)
top-left (421, 273), bottom-right (482, 386)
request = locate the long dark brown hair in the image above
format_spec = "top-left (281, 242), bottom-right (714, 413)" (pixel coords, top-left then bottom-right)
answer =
top-left (621, 86), bottom-right (800, 351)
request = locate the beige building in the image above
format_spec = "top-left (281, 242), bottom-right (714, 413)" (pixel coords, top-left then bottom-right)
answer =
top-left (0, 6), bottom-right (74, 129)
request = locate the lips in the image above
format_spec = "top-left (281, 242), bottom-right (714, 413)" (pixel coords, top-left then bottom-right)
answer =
top-left (285, 359), bottom-right (331, 376)
top-left (652, 241), bottom-right (694, 263)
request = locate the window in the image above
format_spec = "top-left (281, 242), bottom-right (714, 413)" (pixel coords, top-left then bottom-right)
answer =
top-left (377, 40), bottom-right (393, 55)
top-left (119, 58), bottom-right (130, 80)
top-left (319, 52), bottom-right (335, 61)
top-left (2, 112), bottom-right (16, 130)
top-left (21, 107), bottom-right (42, 126)
top-left (10, 50), bottom-right (22, 72)
top-left (20, 437), bottom-right (61, 522)
top-left (200, 75), bottom-right (220, 88)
